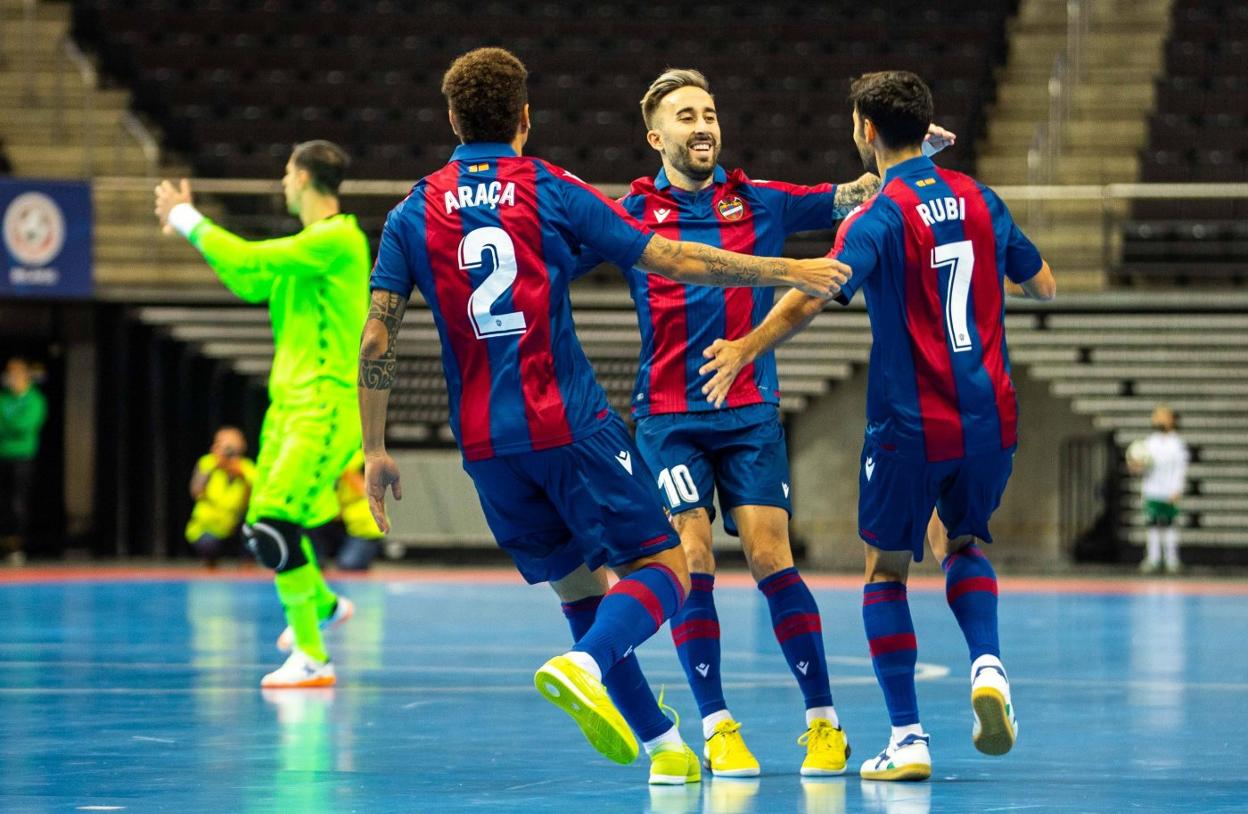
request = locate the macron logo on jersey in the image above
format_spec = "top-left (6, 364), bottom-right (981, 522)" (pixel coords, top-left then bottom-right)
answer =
top-left (615, 450), bottom-right (633, 474)
top-left (865, 457), bottom-right (876, 481)
top-left (444, 181), bottom-right (517, 214)
top-left (654, 208), bottom-right (672, 223)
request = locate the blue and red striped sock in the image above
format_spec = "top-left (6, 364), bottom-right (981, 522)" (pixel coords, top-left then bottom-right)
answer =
top-left (942, 544), bottom-right (1000, 661)
top-left (862, 581), bottom-right (920, 726)
top-left (669, 572), bottom-right (727, 718)
top-left (561, 595), bottom-right (672, 742)
top-left (759, 567), bottom-right (833, 709)
top-left (572, 564), bottom-right (686, 676)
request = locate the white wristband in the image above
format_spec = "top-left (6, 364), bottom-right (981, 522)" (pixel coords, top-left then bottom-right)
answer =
top-left (168, 202), bottom-right (205, 238)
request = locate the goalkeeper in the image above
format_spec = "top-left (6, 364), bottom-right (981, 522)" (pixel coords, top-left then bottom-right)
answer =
top-left (155, 141), bottom-right (370, 688)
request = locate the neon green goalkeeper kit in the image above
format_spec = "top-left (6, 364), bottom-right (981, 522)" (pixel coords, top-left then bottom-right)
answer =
top-left (187, 212), bottom-right (371, 663)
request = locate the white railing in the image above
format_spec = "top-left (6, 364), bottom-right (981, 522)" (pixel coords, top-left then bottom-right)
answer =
top-left (57, 37), bottom-right (96, 173)
top-left (11, 17), bottom-right (162, 177)
top-left (1027, 0), bottom-right (1092, 220)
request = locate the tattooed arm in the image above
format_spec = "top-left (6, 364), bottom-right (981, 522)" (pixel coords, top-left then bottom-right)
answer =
top-left (637, 234), bottom-right (850, 298)
top-left (832, 173), bottom-right (882, 219)
top-left (358, 289), bottom-right (408, 532)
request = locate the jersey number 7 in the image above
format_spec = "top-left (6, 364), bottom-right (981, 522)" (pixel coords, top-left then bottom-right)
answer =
top-left (932, 239), bottom-right (974, 353)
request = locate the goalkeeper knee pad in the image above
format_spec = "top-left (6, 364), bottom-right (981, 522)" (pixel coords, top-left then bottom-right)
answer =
top-left (244, 519), bottom-right (308, 573)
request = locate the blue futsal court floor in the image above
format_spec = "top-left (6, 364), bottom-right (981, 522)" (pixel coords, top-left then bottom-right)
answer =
top-left (0, 567), bottom-right (1245, 813)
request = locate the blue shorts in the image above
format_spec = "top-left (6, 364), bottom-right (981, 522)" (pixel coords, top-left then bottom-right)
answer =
top-left (463, 415), bottom-right (679, 584)
top-left (634, 403), bottom-right (791, 537)
top-left (857, 437), bottom-right (1015, 562)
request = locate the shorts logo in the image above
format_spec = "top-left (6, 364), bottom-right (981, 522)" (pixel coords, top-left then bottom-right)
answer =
top-left (716, 196), bottom-right (745, 221)
top-left (615, 450), bottom-right (633, 475)
top-left (782, 482), bottom-right (790, 498)
top-left (865, 457), bottom-right (875, 481)
top-left (654, 207), bottom-right (672, 223)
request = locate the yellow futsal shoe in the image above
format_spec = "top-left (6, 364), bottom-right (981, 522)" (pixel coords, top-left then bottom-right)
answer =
top-left (535, 655), bottom-right (638, 765)
top-left (799, 718), bottom-right (851, 776)
top-left (649, 743), bottom-right (702, 785)
top-left (704, 719), bottom-right (761, 777)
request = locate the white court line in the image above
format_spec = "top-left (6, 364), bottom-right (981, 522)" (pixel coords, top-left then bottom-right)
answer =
top-left (0, 656), bottom-right (949, 684)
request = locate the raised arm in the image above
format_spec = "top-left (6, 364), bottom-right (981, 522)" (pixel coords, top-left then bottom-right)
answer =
top-left (155, 179), bottom-right (335, 301)
top-left (832, 173), bottom-right (883, 219)
top-left (699, 288), bottom-right (829, 407)
top-left (637, 234), bottom-right (850, 298)
top-left (828, 124), bottom-right (955, 219)
top-left (357, 289), bottom-right (408, 532)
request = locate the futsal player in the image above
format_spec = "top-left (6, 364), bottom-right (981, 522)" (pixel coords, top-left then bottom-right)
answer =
top-left (576, 67), bottom-right (954, 777)
top-left (155, 141), bottom-right (367, 688)
top-left (700, 71), bottom-right (1056, 780)
top-left (356, 48), bottom-right (850, 782)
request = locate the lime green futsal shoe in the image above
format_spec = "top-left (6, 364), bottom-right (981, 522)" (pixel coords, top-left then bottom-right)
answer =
top-left (535, 655), bottom-right (638, 765)
top-left (649, 743), bottom-right (702, 785)
top-left (277, 596), bottom-right (354, 653)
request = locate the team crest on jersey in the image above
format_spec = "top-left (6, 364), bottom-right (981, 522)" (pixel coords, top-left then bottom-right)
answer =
top-left (716, 196), bottom-right (745, 221)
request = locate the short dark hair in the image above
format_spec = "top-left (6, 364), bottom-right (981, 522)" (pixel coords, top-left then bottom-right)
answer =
top-left (640, 68), bottom-right (711, 129)
top-left (441, 47), bottom-right (528, 144)
top-left (848, 71), bottom-right (933, 150)
top-left (290, 140), bottom-right (350, 195)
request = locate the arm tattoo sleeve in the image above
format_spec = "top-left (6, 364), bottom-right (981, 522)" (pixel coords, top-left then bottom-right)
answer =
top-left (358, 290), bottom-right (408, 391)
top-left (833, 175), bottom-right (882, 218)
top-left (642, 235), bottom-right (791, 287)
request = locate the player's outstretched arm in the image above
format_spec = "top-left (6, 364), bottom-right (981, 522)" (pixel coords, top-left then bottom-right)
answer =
top-left (155, 178), bottom-right (335, 297)
top-left (699, 288), bottom-right (828, 407)
top-left (637, 234), bottom-right (851, 298)
top-left (357, 289), bottom-right (408, 533)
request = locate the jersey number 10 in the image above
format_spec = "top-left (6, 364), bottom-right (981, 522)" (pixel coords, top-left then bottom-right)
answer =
top-left (462, 226), bottom-right (527, 339)
top-left (932, 239), bottom-right (975, 353)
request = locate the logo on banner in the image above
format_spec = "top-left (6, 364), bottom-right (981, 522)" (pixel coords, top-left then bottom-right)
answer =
top-left (716, 196), bottom-right (745, 221)
top-left (3, 192), bottom-right (65, 268)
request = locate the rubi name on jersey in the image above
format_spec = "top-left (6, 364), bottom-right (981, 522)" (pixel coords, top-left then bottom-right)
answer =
top-left (915, 196), bottom-right (966, 227)
top-left (444, 181), bottom-right (517, 214)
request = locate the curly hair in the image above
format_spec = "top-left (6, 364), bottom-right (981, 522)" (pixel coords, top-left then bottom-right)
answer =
top-left (848, 71), bottom-right (933, 150)
top-left (441, 48), bottom-right (528, 144)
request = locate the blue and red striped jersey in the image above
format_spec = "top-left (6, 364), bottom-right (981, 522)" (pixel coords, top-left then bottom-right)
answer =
top-left (579, 166), bottom-right (840, 417)
top-left (831, 155), bottom-right (1043, 463)
top-left (370, 142), bottom-right (653, 461)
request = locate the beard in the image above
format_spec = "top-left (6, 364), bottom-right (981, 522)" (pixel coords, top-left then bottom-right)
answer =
top-left (857, 140), bottom-right (879, 175)
top-left (668, 137), bottom-right (720, 182)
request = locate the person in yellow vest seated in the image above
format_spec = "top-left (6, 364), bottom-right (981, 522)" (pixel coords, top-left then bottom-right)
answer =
top-left (186, 426), bottom-right (256, 567)
top-left (335, 449), bottom-right (386, 571)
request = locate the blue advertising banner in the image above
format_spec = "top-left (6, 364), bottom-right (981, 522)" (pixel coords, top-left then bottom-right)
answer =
top-left (0, 178), bottom-right (93, 299)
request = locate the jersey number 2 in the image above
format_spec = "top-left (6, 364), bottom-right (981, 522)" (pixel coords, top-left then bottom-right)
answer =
top-left (462, 226), bottom-right (526, 339)
top-left (932, 240), bottom-right (974, 353)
